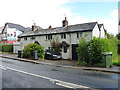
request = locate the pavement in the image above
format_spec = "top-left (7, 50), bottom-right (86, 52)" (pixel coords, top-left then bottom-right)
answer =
top-left (0, 53), bottom-right (120, 74)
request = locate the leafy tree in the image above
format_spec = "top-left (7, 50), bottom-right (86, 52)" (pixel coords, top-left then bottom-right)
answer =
top-left (116, 32), bottom-right (120, 40)
top-left (50, 38), bottom-right (62, 55)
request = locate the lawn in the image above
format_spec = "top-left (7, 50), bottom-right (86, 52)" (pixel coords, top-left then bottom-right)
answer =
top-left (112, 54), bottom-right (120, 66)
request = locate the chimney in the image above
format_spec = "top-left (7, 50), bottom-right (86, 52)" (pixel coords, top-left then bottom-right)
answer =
top-left (32, 23), bottom-right (36, 31)
top-left (48, 25), bottom-right (52, 29)
top-left (62, 17), bottom-right (68, 27)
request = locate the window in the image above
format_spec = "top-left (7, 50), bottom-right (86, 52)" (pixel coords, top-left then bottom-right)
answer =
top-left (77, 33), bottom-right (79, 38)
top-left (30, 36), bottom-right (35, 40)
top-left (61, 33), bottom-right (66, 39)
top-left (63, 46), bottom-right (67, 53)
top-left (24, 37), bottom-right (27, 40)
top-left (61, 34), bottom-right (63, 39)
top-left (46, 35), bottom-right (48, 40)
top-left (46, 35), bottom-right (52, 40)
top-left (76, 32), bottom-right (82, 38)
top-left (80, 32), bottom-right (82, 37)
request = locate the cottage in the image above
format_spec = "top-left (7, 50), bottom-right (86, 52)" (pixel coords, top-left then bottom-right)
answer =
top-left (19, 17), bottom-right (106, 60)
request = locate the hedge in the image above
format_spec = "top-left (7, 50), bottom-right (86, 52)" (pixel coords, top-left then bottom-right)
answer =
top-left (77, 37), bottom-right (113, 66)
top-left (0, 44), bottom-right (13, 52)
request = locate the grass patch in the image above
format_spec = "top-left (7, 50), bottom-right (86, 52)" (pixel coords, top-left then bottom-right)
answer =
top-left (112, 54), bottom-right (120, 66)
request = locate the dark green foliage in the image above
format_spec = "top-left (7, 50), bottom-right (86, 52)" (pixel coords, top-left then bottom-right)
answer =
top-left (0, 44), bottom-right (13, 52)
top-left (77, 37), bottom-right (112, 66)
top-left (108, 37), bottom-right (118, 58)
top-left (77, 38), bottom-right (89, 65)
top-left (0, 44), bottom-right (2, 51)
top-left (23, 43), bottom-right (44, 59)
top-left (118, 40), bottom-right (120, 54)
top-left (116, 32), bottom-right (120, 40)
top-left (88, 37), bottom-right (111, 65)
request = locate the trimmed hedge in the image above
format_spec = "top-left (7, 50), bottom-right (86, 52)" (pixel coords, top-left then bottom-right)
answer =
top-left (0, 44), bottom-right (13, 52)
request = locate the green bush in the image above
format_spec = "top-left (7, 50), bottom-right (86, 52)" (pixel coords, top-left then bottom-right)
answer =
top-left (108, 37), bottom-right (118, 59)
top-left (77, 38), bottom-right (89, 65)
top-left (88, 37), bottom-right (111, 66)
top-left (1, 44), bottom-right (13, 52)
top-left (77, 37), bottom-right (112, 66)
top-left (0, 44), bottom-right (2, 51)
top-left (117, 38), bottom-right (120, 55)
top-left (23, 43), bottom-right (45, 59)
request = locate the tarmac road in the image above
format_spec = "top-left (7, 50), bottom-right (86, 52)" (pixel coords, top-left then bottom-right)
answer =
top-left (0, 57), bottom-right (119, 89)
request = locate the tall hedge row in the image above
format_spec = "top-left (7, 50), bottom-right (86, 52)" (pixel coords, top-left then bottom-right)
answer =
top-left (77, 37), bottom-right (117, 66)
top-left (88, 38), bottom-right (111, 65)
top-left (0, 44), bottom-right (13, 52)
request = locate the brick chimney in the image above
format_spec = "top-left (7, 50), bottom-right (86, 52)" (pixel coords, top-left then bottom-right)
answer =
top-left (32, 23), bottom-right (36, 31)
top-left (62, 17), bottom-right (68, 27)
top-left (48, 25), bottom-right (52, 29)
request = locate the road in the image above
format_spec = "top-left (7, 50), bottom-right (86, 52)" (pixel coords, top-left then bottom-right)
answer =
top-left (0, 57), bottom-right (119, 89)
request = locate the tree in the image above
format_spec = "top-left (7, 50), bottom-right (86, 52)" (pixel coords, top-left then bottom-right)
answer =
top-left (50, 38), bottom-right (62, 55)
top-left (116, 32), bottom-right (120, 40)
top-left (105, 30), bottom-right (114, 39)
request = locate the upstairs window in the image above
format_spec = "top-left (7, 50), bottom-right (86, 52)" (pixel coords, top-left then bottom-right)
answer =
top-left (30, 36), bottom-right (35, 40)
top-left (77, 33), bottom-right (79, 38)
top-left (46, 35), bottom-right (52, 40)
top-left (76, 32), bottom-right (82, 38)
top-left (80, 32), bottom-right (82, 37)
top-left (24, 37), bottom-right (27, 40)
top-left (61, 33), bottom-right (66, 39)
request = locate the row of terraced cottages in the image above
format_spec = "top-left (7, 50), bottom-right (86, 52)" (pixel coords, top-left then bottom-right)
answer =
top-left (19, 17), bottom-right (106, 60)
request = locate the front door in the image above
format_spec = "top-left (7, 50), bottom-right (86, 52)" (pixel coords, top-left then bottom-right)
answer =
top-left (72, 44), bottom-right (78, 60)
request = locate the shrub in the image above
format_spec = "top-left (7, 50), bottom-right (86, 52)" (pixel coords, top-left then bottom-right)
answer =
top-left (50, 38), bottom-right (62, 55)
top-left (23, 43), bottom-right (44, 59)
top-left (77, 37), bottom-right (113, 66)
top-left (77, 38), bottom-right (89, 65)
top-left (108, 37), bottom-right (118, 60)
top-left (1, 44), bottom-right (13, 52)
top-left (118, 40), bottom-right (120, 54)
top-left (0, 44), bottom-right (2, 52)
top-left (88, 37), bottom-right (111, 66)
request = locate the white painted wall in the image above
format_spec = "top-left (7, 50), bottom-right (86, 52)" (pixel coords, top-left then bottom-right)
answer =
top-left (92, 24), bottom-right (100, 38)
top-left (20, 31), bottom-right (93, 60)
top-left (100, 26), bottom-right (105, 38)
top-left (2, 25), bottom-right (23, 42)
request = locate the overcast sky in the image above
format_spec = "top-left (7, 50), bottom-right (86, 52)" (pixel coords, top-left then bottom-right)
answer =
top-left (0, 0), bottom-right (118, 35)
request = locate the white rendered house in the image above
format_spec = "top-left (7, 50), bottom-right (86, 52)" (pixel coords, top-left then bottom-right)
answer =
top-left (19, 17), bottom-right (106, 60)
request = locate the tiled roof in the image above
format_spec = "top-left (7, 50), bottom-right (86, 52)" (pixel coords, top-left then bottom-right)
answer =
top-left (98, 24), bottom-right (103, 28)
top-left (6, 22), bottom-right (26, 32)
top-left (19, 22), bottom-right (98, 37)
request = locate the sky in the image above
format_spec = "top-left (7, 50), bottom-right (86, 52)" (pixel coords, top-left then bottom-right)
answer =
top-left (0, 0), bottom-right (119, 35)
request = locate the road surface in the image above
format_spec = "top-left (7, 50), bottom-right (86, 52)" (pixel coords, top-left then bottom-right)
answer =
top-left (0, 57), bottom-right (119, 89)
